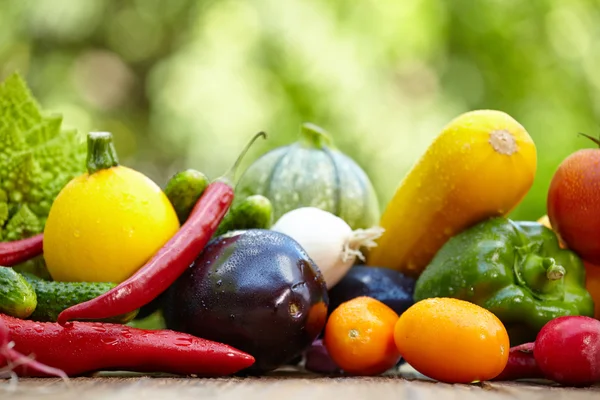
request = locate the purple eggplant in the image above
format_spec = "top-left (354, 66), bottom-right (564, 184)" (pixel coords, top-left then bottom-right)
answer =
top-left (163, 229), bottom-right (329, 374)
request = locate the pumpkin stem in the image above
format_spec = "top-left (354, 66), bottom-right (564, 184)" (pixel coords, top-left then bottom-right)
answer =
top-left (86, 132), bottom-right (120, 175)
top-left (218, 131), bottom-right (267, 185)
top-left (579, 132), bottom-right (600, 148)
top-left (300, 123), bottom-right (334, 149)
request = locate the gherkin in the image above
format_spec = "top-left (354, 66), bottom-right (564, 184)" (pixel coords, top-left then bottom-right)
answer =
top-left (0, 73), bottom-right (86, 242)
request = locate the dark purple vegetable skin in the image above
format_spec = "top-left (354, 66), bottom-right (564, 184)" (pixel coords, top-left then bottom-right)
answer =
top-left (304, 339), bottom-right (341, 374)
top-left (328, 266), bottom-right (416, 317)
top-left (303, 339), bottom-right (404, 374)
top-left (162, 229), bottom-right (329, 374)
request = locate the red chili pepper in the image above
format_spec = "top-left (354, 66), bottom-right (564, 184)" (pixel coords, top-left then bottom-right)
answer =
top-left (492, 342), bottom-right (544, 381)
top-left (1, 314), bottom-right (254, 377)
top-left (0, 314), bottom-right (68, 379)
top-left (57, 132), bottom-right (267, 326)
top-left (0, 234), bottom-right (44, 267)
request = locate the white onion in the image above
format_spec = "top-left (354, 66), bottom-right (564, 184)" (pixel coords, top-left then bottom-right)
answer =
top-left (271, 207), bottom-right (384, 289)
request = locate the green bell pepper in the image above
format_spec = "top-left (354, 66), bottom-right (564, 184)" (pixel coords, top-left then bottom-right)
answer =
top-left (413, 217), bottom-right (594, 346)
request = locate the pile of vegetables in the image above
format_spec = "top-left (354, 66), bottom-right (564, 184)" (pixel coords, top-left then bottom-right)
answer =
top-left (1, 72), bottom-right (600, 389)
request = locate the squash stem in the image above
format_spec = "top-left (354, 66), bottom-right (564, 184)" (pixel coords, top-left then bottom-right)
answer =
top-left (219, 131), bottom-right (267, 185)
top-left (86, 132), bottom-right (119, 175)
top-left (300, 123), bottom-right (334, 149)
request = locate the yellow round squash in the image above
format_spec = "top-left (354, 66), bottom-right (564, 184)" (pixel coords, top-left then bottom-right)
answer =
top-left (43, 132), bottom-right (180, 283)
top-left (367, 110), bottom-right (537, 278)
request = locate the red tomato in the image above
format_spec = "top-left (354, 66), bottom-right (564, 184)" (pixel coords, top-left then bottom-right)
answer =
top-left (547, 140), bottom-right (600, 265)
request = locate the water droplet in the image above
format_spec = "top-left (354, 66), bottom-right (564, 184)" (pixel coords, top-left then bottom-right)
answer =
top-left (101, 337), bottom-right (119, 346)
top-left (92, 325), bottom-right (107, 333)
top-left (229, 314), bottom-right (235, 320)
top-left (120, 328), bottom-right (133, 339)
top-left (216, 280), bottom-right (222, 287)
top-left (73, 230), bottom-right (80, 238)
top-left (175, 336), bottom-right (193, 347)
top-left (32, 324), bottom-right (44, 333)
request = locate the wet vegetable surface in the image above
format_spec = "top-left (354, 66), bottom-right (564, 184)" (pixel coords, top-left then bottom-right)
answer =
top-left (163, 229), bottom-right (329, 374)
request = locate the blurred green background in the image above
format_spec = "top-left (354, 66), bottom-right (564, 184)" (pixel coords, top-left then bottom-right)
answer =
top-left (1, 0), bottom-right (599, 221)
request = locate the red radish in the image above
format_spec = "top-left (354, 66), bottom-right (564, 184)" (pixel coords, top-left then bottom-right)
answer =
top-left (492, 342), bottom-right (544, 381)
top-left (534, 316), bottom-right (600, 386)
top-left (0, 317), bottom-right (67, 380)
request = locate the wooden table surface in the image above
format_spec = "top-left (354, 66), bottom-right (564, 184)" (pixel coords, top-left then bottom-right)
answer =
top-left (3, 370), bottom-right (600, 400)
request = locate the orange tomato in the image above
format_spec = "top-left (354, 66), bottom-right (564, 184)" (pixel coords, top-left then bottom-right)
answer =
top-left (324, 296), bottom-right (401, 376)
top-left (394, 298), bottom-right (509, 383)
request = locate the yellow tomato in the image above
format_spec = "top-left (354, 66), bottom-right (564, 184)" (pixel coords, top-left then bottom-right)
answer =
top-left (394, 298), bottom-right (509, 383)
top-left (44, 133), bottom-right (180, 283)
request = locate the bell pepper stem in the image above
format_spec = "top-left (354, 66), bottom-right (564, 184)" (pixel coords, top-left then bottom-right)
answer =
top-left (543, 259), bottom-right (565, 280)
top-left (87, 132), bottom-right (119, 175)
top-left (516, 253), bottom-right (565, 299)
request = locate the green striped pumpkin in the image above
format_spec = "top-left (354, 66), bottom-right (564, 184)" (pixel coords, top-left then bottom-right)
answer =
top-left (234, 123), bottom-right (380, 230)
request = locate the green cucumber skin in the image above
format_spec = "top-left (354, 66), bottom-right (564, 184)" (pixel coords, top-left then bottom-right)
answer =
top-left (214, 195), bottom-right (273, 237)
top-left (235, 143), bottom-right (380, 230)
top-left (0, 268), bottom-right (37, 318)
top-left (23, 275), bottom-right (137, 323)
top-left (164, 169), bottom-right (209, 223)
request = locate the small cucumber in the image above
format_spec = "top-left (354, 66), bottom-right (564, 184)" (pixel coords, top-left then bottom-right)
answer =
top-left (164, 169), bottom-right (210, 223)
top-left (22, 274), bottom-right (138, 323)
top-left (0, 268), bottom-right (37, 318)
top-left (214, 195), bottom-right (273, 237)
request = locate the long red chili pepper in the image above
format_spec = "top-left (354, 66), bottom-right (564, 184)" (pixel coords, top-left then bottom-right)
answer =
top-left (1, 314), bottom-right (254, 377)
top-left (0, 234), bottom-right (44, 267)
top-left (492, 342), bottom-right (544, 381)
top-left (57, 132), bottom-right (267, 325)
top-left (0, 315), bottom-right (67, 379)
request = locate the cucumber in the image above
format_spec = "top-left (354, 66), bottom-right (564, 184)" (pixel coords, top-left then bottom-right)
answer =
top-left (22, 274), bottom-right (138, 323)
top-left (0, 268), bottom-right (37, 318)
top-left (164, 170), bottom-right (273, 235)
top-left (214, 194), bottom-right (273, 237)
top-left (164, 169), bottom-right (209, 223)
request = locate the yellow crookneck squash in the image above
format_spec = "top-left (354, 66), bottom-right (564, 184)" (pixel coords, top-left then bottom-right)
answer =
top-left (367, 109), bottom-right (537, 278)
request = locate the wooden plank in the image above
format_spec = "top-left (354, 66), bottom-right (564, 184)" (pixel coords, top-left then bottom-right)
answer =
top-left (3, 373), bottom-right (600, 400)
